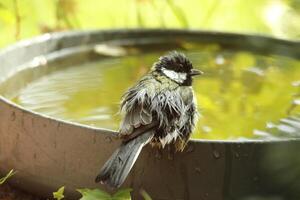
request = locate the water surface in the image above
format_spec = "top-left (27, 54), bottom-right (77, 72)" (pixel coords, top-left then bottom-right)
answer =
top-left (11, 48), bottom-right (300, 140)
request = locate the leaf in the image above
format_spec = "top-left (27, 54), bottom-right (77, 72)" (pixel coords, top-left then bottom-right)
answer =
top-left (53, 186), bottom-right (65, 200)
top-left (165, 0), bottom-right (189, 28)
top-left (112, 188), bottom-right (132, 200)
top-left (0, 169), bottom-right (16, 185)
top-left (77, 188), bottom-right (111, 200)
top-left (140, 189), bottom-right (152, 200)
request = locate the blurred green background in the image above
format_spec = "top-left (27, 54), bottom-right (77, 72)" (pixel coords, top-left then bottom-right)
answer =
top-left (0, 0), bottom-right (300, 48)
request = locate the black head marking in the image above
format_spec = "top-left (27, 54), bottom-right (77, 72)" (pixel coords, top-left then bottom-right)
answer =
top-left (152, 51), bottom-right (200, 86)
top-left (154, 51), bottom-right (193, 73)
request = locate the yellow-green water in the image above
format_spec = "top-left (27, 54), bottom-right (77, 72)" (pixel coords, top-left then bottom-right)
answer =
top-left (12, 50), bottom-right (300, 140)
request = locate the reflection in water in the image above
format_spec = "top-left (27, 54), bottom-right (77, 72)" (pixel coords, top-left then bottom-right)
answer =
top-left (11, 49), bottom-right (300, 140)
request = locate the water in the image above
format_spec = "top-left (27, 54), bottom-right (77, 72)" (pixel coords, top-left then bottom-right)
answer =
top-left (10, 48), bottom-right (300, 140)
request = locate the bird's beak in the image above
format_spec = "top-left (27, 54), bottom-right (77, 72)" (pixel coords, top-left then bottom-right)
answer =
top-left (190, 69), bottom-right (204, 76)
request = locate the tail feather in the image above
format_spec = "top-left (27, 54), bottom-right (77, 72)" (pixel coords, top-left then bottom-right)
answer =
top-left (95, 131), bottom-right (154, 188)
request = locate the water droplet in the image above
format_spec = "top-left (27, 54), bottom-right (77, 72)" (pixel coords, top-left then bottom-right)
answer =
top-left (155, 150), bottom-right (162, 160)
top-left (235, 152), bottom-right (240, 158)
top-left (105, 136), bottom-right (112, 143)
top-left (195, 167), bottom-right (201, 174)
top-left (185, 144), bottom-right (195, 153)
top-left (167, 151), bottom-right (174, 160)
top-left (10, 111), bottom-right (16, 121)
top-left (213, 150), bottom-right (221, 159)
top-left (56, 123), bottom-right (61, 129)
top-left (93, 135), bottom-right (97, 144)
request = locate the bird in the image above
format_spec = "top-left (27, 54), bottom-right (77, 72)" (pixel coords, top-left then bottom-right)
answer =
top-left (95, 51), bottom-right (202, 188)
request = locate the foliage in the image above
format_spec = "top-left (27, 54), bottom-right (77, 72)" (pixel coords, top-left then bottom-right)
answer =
top-left (0, 169), bottom-right (16, 185)
top-left (53, 186), bottom-right (65, 200)
top-left (0, 0), bottom-right (300, 48)
top-left (77, 188), bottom-right (132, 200)
top-left (49, 187), bottom-right (153, 200)
top-left (140, 189), bottom-right (152, 200)
top-left (77, 189), bottom-right (111, 200)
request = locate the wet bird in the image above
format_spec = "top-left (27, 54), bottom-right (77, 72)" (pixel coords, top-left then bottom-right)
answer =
top-left (95, 51), bottom-right (202, 188)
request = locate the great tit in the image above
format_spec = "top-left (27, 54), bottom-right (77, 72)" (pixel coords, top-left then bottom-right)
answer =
top-left (95, 51), bottom-right (202, 188)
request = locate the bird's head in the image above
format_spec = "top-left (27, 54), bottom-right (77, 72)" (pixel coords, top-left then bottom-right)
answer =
top-left (153, 51), bottom-right (203, 86)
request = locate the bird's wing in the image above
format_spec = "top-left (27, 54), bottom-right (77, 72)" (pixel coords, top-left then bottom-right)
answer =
top-left (119, 77), bottom-right (158, 140)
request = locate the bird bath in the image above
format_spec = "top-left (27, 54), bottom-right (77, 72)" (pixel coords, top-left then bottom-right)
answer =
top-left (0, 29), bottom-right (300, 200)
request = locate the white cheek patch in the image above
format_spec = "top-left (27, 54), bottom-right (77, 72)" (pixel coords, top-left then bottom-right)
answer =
top-left (162, 68), bottom-right (187, 83)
